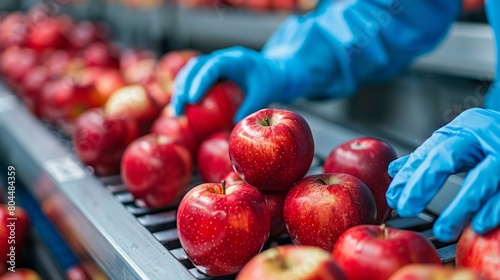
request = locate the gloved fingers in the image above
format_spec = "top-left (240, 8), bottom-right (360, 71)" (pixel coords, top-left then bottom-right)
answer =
top-left (386, 131), bottom-right (450, 209)
top-left (472, 190), bottom-right (500, 235)
top-left (387, 155), bottom-right (410, 178)
top-left (394, 133), bottom-right (482, 217)
top-left (433, 155), bottom-right (500, 241)
top-left (172, 57), bottom-right (205, 115)
top-left (187, 55), bottom-right (246, 103)
top-left (234, 86), bottom-right (271, 123)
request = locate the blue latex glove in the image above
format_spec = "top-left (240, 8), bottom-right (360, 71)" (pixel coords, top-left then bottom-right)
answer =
top-left (386, 108), bottom-right (500, 242)
top-left (485, 0), bottom-right (500, 111)
top-left (173, 0), bottom-right (461, 121)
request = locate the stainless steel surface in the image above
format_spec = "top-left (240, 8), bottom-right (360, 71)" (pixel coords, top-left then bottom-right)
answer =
top-left (0, 87), bottom-right (195, 280)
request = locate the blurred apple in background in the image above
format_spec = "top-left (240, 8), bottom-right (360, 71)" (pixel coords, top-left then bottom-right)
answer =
top-left (229, 108), bottom-right (314, 191)
top-left (324, 137), bottom-right (397, 224)
top-left (0, 205), bottom-right (30, 265)
top-left (236, 245), bottom-right (345, 280)
top-left (150, 105), bottom-right (199, 159)
top-left (0, 13), bottom-right (29, 50)
top-left (73, 108), bottom-right (139, 175)
top-left (26, 15), bottom-right (70, 52)
top-left (333, 224), bottom-right (441, 280)
top-left (42, 49), bottom-right (72, 78)
top-left (67, 20), bottom-right (108, 50)
top-left (456, 225), bottom-right (500, 280)
top-left (82, 42), bottom-right (119, 68)
top-left (0, 268), bottom-right (42, 280)
top-left (104, 84), bottom-right (162, 133)
top-left (20, 66), bottom-right (49, 116)
top-left (283, 173), bottom-right (376, 251)
top-left (121, 134), bottom-right (193, 208)
top-left (0, 47), bottom-right (38, 90)
top-left (93, 68), bottom-right (127, 104)
top-left (186, 81), bottom-right (244, 141)
top-left (155, 49), bottom-right (199, 94)
top-left (197, 130), bottom-right (233, 182)
top-left (388, 264), bottom-right (485, 280)
top-left (177, 181), bottom-right (270, 276)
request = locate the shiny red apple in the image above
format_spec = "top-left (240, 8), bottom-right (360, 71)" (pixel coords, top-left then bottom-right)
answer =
top-left (229, 108), bottom-right (314, 191)
top-left (177, 181), bottom-right (270, 276)
top-left (236, 245), bottom-right (345, 280)
top-left (284, 173), bottom-right (376, 251)
top-left (150, 105), bottom-right (199, 158)
top-left (121, 134), bottom-right (193, 208)
top-left (73, 108), bottom-right (139, 175)
top-left (324, 137), bottom-right (397, 224)
top-left (197, 131), bottom-right (233, 182)
top-left (332, 224), bottom-right (441, 280)
top-left (456, 225), bottom-right (500, 280)
top-left (388, 264), bottom-right (485, 280)
top-left (186, 81), bottom-right (244, 141)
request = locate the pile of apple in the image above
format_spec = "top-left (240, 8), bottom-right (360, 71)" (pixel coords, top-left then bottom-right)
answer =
top-left (169, 108), bottom-right (499, 279)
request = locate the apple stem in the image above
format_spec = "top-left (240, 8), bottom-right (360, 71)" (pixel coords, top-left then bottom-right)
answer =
top-left (274, 245), bottom-right (287, 270)
top-left (221, 180), bottom-right (226, 195)
top-left (380, 224), bottom-right (389, 238)
top-left (264, 116), bottom-right (271, 126)
top-left (315, 176), bottom-right (327, 185)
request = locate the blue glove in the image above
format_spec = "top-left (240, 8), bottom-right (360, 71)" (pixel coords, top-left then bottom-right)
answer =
top-left (484, 0), bottom-right (500, 111)
top-left (386, 108), bottom-right (500, 242)
top-left (173, 0), bottom-right (461, 121)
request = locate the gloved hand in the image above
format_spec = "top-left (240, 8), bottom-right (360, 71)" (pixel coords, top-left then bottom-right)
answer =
top-left (172, 0), bottom-right (461, 122)
top-left (172, 47), bottom-right (307, 122)
top-left (386, 108), bottom-right (500, 242)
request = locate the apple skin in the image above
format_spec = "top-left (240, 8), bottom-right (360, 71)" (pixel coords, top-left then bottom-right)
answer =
top-left (284, 173), bottom-right (376, 252)
top-left (332, 224), bottom-right (441, 280)
top-left (222, 170), bottom-right (244, 185)
top-left (456, 225), bottom-right (500, 280)
top-left (82, 42), bottom-right (119, 68)
top-left (0, 13), bottom-right (29, 50)
top-left (73, 108), bottom-right (139, 175)
top-left (0, 47), bottom-right (38, 90)
top-left (93, 68), bottom-right (127, 104)
top-left (26, 16), bottom-right (68, 52)
top-left (229, 108), bottom-right (315, 191)
top-left (121, 134), bottom-right (193, 208)
top-left (177, 181), bottom-right (270, 276)
top-left (186, 81), bottom-right (244, 141)
top-left (197, 131), bottom-right (233, 182)
top-left (261, 190), bottom-right (288, 241)
top-left (236, 245), bottom-right (346, 280)
top-left (0, 205), bottom-right (31, 264)
top-left (388, 264), bottom-right (486, 280)
top-left (323, 137), bottom-right (397, 224)
top-left (150, 105), bottom-right (199, 159)
top-left (0, 268), bottom-right (43, 280)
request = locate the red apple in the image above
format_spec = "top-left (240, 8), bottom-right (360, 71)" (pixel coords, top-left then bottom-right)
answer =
top-left (388, 264), bottom-right (485, 280)
top-left (156, 50), bottom-right (199, 94)
top-left (39, 77), bottom-right (102, 122)
top-left (43, 49), bottom-right (72, 79)
top-left (0, 268), bottom-right (42, 280)
top-left (122, 57), bottom-right (157, 84)
top-left (104, 84), bottom-right (162, 133)
top-left (73, 108), bottom-right (139, 175)
top-left (332, 224), bottom-right (441, 280)
top-left (121, 134), bottom-right (193, 208)
top-left (93, 68), bottom-right (127, 104)
top-left (229, 108), bottom-right (314, 191)
top-left (283, 173), bottom-right (376, 251)
top-left (0, 205), bottom-right (31, 265)
top-left (67, 20), bottom-right (108, 50)
top-left (177, 181), bottom-right (270, 276)
top-left (456, 225), bottom-right (500, 280)
top-left (197, 131), bottom-right (233, 182)
top-left (324, 137), bottom-right (397, 224)
top-left (186, 81), bottom-right (244, 141)
top-left (150, 105), bottom-right (199, 159)
top-left (119, 48), bottom-right (155, 73)
top-left (236, 245), bottom-right (345, 280)
top-left (26, 16), bottom-right (69, 52)
top-left (261, 190), bottom-right (288, 241)
top-left (0, 13), bottom-right (29, 49)
top-left (0, 47), bottom-right (38, 89)
top-left (140, 75), bottom-right (171, 108)
top-left (20, 66), bottom-right (49, 116)
top-left (82, 42), bottom-right (119, 68)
